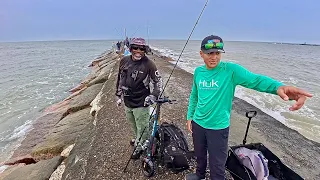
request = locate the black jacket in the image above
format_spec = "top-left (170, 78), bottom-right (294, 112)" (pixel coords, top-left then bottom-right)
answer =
top-left (115, 55), bottom-right (163, 108)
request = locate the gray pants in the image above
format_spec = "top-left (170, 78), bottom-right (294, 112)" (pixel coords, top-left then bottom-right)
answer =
top-left (125, 106), bottom-right (150, 151)
top-left (192, 121), bottom-right (229, 180)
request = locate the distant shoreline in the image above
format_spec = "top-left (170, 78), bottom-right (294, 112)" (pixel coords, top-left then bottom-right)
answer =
top-left (1, 39), bottom-right (320, 46)
top-left (271, 42), bottom-right (320, 46)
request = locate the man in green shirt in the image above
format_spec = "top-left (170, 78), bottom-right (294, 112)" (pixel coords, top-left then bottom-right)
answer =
top-left (185, 35), bottom-right (313, 180)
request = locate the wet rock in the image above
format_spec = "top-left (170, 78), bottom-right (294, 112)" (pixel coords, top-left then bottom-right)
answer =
top-left (2, 156), bottom-right (63, 180)
top-left (10, 110), bottom-right (68, 159)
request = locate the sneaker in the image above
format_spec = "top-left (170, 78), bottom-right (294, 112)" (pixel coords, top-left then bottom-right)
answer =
top-left (129, 139), bottom-right (135, 146)
top-left (131, 150), bottom-right (143, 159)
top-left (185, 173), bottom-right (205, 180)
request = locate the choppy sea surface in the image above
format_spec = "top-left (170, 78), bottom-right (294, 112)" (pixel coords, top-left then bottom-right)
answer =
top-left (0, 40), bottom-right (112, 163)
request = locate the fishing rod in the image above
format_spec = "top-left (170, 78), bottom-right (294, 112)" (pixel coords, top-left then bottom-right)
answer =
top-left (159, 0), bottom-right (209, 97)
top-left (129, 25), bottom-right (149, 45)
top-left (123, 0), bottom-right (209, 172)
top-left (114, 28), bottom-right (122, 39)
top-left (147, 24), bottom-right (150, 46)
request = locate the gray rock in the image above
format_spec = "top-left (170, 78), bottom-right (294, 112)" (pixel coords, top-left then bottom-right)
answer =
top-left (68, 83), bottom-right (103, 112)
top-left (3, 156), bottom-right (63, 180)
top-left (84, 54), bottom-right (118, 84)
top-left (0, 164), bottom-right (25, 180)
top-left (10, 110), bottom-right (67, 159)
top-left (32, 108), bottom-right (93, 156)
top-left (49, 162), bottom-right (65, 180)
top-left (81, 72), bottom-right (97, 85)
top-left (87, 61), bottom-right (116, 87)
top-left (98, 54), bottom-right (118, 66)
top-left (61, 122), bottom-right (96, 180)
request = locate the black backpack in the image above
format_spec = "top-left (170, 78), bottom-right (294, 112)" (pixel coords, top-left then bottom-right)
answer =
top-left (157, 122), bottom-right (192, 173)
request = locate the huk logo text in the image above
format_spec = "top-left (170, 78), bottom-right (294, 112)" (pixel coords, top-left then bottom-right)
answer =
top-left (199, 79), bottom-right (219, 89)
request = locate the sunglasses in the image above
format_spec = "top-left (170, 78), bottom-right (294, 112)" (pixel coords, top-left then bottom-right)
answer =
top-left (203, 42), bottom-right (224, 50)
top-left (131, 45), bottom-right (146, 51)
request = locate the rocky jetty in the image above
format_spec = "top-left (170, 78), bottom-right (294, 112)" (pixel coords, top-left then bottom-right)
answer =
top-left (1, 50), bottom-right (319, 180)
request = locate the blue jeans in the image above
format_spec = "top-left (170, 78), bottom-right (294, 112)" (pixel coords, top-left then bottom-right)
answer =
top-left (192, 121), bottom-right (229, 180)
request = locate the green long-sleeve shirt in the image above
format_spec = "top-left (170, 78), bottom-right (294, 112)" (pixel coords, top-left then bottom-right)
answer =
top-left (187, 61), bottom-right (284, 130)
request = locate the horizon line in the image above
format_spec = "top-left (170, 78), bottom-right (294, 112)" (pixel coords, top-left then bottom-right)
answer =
top-left (0, 38), bottom-right (319, 45)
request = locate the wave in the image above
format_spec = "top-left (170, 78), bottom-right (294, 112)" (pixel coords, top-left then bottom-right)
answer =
top-left (0, 165), bottom-right (9, 174)
top-left (1, 120), bottom-right (32, 142)
top-left (150, 46), bottom-right (181, 61)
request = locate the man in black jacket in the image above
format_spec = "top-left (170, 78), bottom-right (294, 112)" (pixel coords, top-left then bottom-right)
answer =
top-left (115, 37), bottom-right (163, 159)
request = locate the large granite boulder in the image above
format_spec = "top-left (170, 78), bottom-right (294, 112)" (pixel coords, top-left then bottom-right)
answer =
top-left (87, 61), bottom-right (116, 87)
top-left (10, 108), bottom-right (69, 159)
top-left (68, 83), bottom-right (103, 112)
top-left (32, 108), bottom-right (93, 157)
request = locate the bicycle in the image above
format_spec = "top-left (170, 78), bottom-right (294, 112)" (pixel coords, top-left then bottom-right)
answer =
top-left (141, 96), bottom-right (175, 177)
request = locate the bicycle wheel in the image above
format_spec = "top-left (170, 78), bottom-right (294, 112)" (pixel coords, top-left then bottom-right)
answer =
top-left (142, 157), bottom-right (156, 177)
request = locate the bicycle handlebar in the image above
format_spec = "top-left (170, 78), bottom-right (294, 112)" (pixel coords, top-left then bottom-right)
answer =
top-left (155, 96), bottom-right (176, 104)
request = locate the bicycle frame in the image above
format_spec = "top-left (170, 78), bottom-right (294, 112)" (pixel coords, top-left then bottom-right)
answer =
top-left (139, 97), bottom-right (176, 177)
top-left (146, 101), bottom-right (161, 158)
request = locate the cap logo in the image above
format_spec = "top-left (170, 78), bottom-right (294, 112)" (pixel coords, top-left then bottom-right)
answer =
top-left (207, 39), bottom-right (220, 43)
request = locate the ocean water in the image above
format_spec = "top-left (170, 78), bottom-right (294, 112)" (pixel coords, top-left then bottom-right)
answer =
top-left (0, 39), bottom-right (319, 165)
top-left (0, 40), bottom-right (113, 163)
top-left (150, 39), bottom-right (320, 144)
